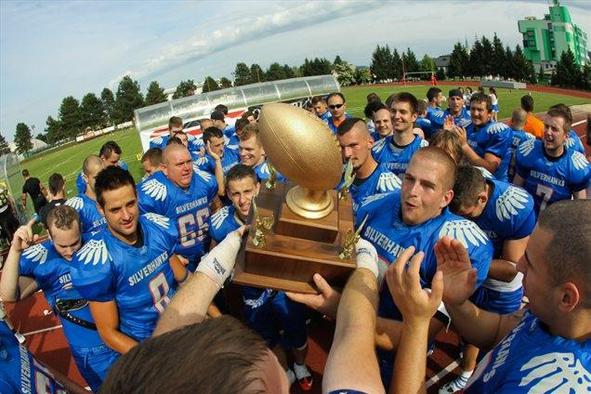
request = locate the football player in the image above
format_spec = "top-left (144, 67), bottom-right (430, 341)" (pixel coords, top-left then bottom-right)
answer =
top-left (336, 118), bottom-right (400, 214)
top-left (514, 106), bottom-right (590, 214)
top-left (356, 147), bottom-right (493, 387)
top-left (66, 155), bottom-right (107, 240)
top-left (0, 206), bottom-right (118, 391)
top-left (149, 116), bottom-right (202, 153)
top-left (70, 166), bottom-right (187, 355)
top-left (208, 164), bottom-right (314, 391)
top-left (76, 141), bottom-right (129, 194)
top-left (238, 123), bottom-right (287, 183)
top-left (371, 92), bottom-right (429, 176)
top-left (138, 143), bottom-right (219, 271)
top-left (443, 165), bottom-right (536, 392)
top-left (450, 93), bottom-right (513, 181)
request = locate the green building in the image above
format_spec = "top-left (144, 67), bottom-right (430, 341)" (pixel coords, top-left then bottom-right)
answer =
top-left (518, 0), bottom-right (588, 73)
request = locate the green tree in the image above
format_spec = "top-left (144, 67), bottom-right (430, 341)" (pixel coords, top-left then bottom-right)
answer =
top-left (492, 33), bottom-right (506, 77)
top-left (58, 96), bottom-right (81, 138)
top-left (582, 63), bottom-right (591, 90)
top-left (419, 54), bottom-right (435, 73)
top-left (14, 123), bottom-right (33, 154)
top-left (448, 42), bottom-right (470, 78)
top-left (265, 62), bottom-right (287, 81)
top-left (552, 48), bottom-right (583, 89)
top-left (250, 64), bottom-right (265, 83)
top-left (332, 61), bottom-right (356, 86)
top-left (234, 63), bottom-right (252, 86)
top-left (435, 68), bottom-right (446, 81)
top-left (101, 88), bottom-right (115, 125)
top-left (80, 93), bottom-right (106, 130)
top-left (333, 55), bottom-right (344, 66)
top-left (537, 64), bottom-right (546, 84)
top-left (504, 46), bottom-right (516, 80)
top-left (284, 64), bottom-right (297, 78)
top-left (113, 75), bottom-right (144, 124)
top-left (391, 48), bottom-right (403, 80)
top-left (145, 81), bottom-right (167, 106)
top-left (354, 67), bottom-right (371, 85)
top-left (45, 116), bottom-right (64, 144)
top-left (220, 77), bottom-right (233, 89)
top-left (402, 48), bottom-right (420, 73)
top-left (480, 36), bottom-right (494, 76)
top-left (36, 133), bottom-right (47, 143)
top-left (468, 38), bottom-right (485, 77)
top-left (0, 134), bottom-right (11, 155)
top-left (202, 76), bottom-right (220, 93)
top-left (525, 60), bottom-right (537, 84)
top-left (370, 45), bottom-right (392, 81)
top-left (172, 79), bottom-right (196, 99)
top-left (512, 45), bottom-right (529, 82)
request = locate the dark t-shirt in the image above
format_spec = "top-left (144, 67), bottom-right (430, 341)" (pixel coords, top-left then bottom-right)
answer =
top-left (39, 198), bottom-right (67, 226)
top-left (22, 177), bottom-right (47, 212)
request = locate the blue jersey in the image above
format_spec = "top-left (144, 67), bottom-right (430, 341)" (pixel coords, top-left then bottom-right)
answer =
top-left (149, 134), bottom-right (203, 152)
top-left (193, 148), bottom-right (239, 175)
top-left (515, 139), bottom-right (591, 215)
top-left (466, 121), bottom-right (513, 181)
top-left (0, 321), bottom-right (67, 394)
top-left (327, 114), bottom-right (352, 134)
top-left (371, 135), bottom-right (429, 176)
top-left (415, 117), bottom-right (437, 139)
top-left (566, 129), bottom-right (585, 153)
top-left (253, 161), bottom-right (288, 183)
top-left (345, 163), bottom-right (401, 214)
top-left (76, 161), bottom-right (129, 195)
top-left (355, 191), bottom-right (493, 321)
top-left (466, 310), bottom-right (591, 393)
top-left (226, 134), bottom-right (240, 150)
top-left (65, 194), bottom-right (106, 239)
top-left (138, 169), bottom-right (217, 268)
top-left (470, 180), bottom-right (535, 313)
top-left (508, 129), bottom-right (536, 183)
top-left (442, 107), bottom-right (472, 129)
top-left (426, 106), bottom-right (445, 129)
top-left (71, 214), bottom-right (179, 343)
top-left (222, 124), bottom-right (235, 139)
top-left (19, 241), bottom-right (104, 349)
top-left (319, 110), bottom-right (332, 124)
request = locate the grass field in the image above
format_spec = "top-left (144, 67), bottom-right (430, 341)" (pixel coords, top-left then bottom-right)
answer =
top-left (21, 84), bottom-right (589, 196)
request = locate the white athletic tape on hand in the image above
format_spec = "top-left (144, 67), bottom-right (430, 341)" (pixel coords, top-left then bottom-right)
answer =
top-left (196, 230), bottom-right (242, 287)
top-left (355, 238), bottom-right (379, 280)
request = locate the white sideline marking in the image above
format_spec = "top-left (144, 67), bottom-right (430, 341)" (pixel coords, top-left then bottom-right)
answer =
top-left (425, 359), bottom-right (461, 389)
top-left (22, 324), bottom-right (63, 336)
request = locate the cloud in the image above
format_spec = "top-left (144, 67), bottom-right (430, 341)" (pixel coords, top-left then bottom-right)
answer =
top-left (125, 0), bottom-right (385, 80)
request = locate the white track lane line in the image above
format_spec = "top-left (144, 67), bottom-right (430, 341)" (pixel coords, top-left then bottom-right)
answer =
top-left (22, 324), bottom-right (63, 336)
top-left (425, 359), bottom-right (461, 389)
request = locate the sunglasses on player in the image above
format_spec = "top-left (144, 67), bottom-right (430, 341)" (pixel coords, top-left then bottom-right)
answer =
top-left (329, 103), bottom-right (344, 109)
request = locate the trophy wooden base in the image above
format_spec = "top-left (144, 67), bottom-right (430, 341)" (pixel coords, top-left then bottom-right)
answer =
top-left (233, 183), bottom-right (356, 294)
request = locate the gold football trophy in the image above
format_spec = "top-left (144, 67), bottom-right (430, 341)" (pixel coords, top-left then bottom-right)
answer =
top-left (233, 103), bottom-right (357, 294)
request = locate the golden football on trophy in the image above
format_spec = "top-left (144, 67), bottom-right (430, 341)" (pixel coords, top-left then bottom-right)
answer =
top-left (233, 102), bottom-right (356, 294)
top-left (258, 103), bottom-right (343, 219)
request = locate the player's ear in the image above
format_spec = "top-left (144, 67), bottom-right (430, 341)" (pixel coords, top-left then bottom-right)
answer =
top-left (441, 189), bottom-right (454, 209)
top-left (558, 282), bottom-right (581, 313)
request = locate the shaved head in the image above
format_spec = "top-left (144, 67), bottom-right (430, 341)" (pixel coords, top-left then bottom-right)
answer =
top-left (83, 155), bottom-right (104, 176)
top-left (162, 143), bottom-right (190, 164)
top-left (411, 147), bottom-right (457, 190)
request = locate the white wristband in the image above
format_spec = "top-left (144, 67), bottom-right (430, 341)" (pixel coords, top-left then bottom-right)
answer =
top-left (196, 230), bottom-right (242, 287)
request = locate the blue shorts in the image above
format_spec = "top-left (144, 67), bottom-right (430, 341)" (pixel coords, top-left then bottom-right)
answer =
top-left (243, 288), bottom-right (308, 349)
top-left (492, 103), bottom-right (500, 113)
top-left (71, 343), bottom-right (119, 392)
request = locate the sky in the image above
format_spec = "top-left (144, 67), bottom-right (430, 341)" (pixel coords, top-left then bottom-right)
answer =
top-left (1, 0), bottom-right (590, 140)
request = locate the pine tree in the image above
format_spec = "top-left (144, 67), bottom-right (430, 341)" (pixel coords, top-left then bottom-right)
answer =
top-left (113, 76), bottom-right (144, 124)
top-left (234, 63), bottom-right (252, 86)
top-left (145, 81), bottom-right (167, 106)
top-left (59, 96), bottom-right (81, 138)
top-left (370, 45), bottom-right (391, 81)
top-left (80, 93), bottom-right (106, 130)
top-left (480, 36), bottom-right (494, 76)
top-left (448, 42), bottom-right (470, 78)
top-left (512, 45), bottom-right (529, 82)
top-left (553, 48), bottom-right (582, 89)
top-left (0, 133), bottom-right (11, 155)
top-left (250, 64), bottom-right (265, 83)
top-left (172, 80), bottom-right (197, 99)
top-left (14, 123), bottom-right (33, 154)
top-left (391, 48), bottom-right (403, 80)
top-left (101, 88), bottom-right (116, 125)
top-left (403, 48), bottom-right (420, 73)
top-left (220, 77), bottom-right (233, 89)
top-left (469, 38), bottom-right (485, 77)
top-left (45, 116), bottom-right (64, 144)
top-left (265, 63), bottom-right (287, 81)
top-left (333, 55), bottom-right (343, 66)
top-left (491, 33), bottom-right (506, 77)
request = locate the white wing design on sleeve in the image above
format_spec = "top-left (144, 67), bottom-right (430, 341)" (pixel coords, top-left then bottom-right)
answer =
top-left (377, 172), bottom-right (402, 192)
top-left (22, 244), bottom-right (48, 265)
top-left (65, 196), bottom-right (84, 210)
top-left (78, 239), bottom-right (109, 266)
top-left (518, 352), bottom-right (591, 393)
top-left (194, 156), bottom-right (208, 166)
top-left (518, 138), bottom-right (535, 157)
top-left (487, 122), bottom-right (509, 134)
top-left (439, 220), bottom-right (488, 248)
top-left (210, 206), bottom-right (230, 230)
top-left (143, 213), bottom-right (170, 229)
top-left (193, 167), bottom-right (212, 182)
top-left (571, 151), bottom-right (589, 170)
top-left (372, 138), bottom-right (387, 154)
top-left (141, 178), bottom-right (167, 201)
top-left (495, 186), bottom-right (530, 221)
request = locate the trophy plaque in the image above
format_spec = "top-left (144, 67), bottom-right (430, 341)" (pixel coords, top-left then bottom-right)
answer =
top-left (233, 103), bottom-right (357, 294)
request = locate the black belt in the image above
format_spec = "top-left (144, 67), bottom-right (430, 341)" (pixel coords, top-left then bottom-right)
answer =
top-left (54, 299), bottom-right (97, 330)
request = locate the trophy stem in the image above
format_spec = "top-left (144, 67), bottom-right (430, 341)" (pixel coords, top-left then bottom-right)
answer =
top-left (286, 186), bottom-right (334, 219)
